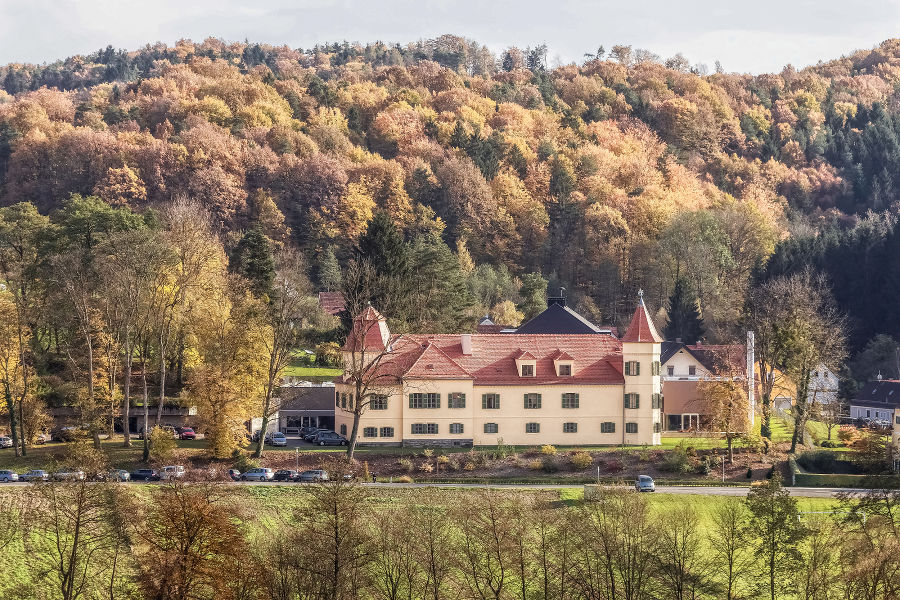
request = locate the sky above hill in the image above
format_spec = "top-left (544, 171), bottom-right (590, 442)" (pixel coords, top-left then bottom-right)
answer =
top-left (2, 0), bottom-right (898, 74)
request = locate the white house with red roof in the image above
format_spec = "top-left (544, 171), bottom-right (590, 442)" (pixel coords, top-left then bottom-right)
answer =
top-left (334, 293), bottom-right (663, 446)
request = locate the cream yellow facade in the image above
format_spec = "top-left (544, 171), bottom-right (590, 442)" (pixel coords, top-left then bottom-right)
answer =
top-left (334, 347), bottom-right (663, 447)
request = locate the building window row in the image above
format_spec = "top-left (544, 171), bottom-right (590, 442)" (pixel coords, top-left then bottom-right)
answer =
top-left (409, 393), bottom-right (440, 409)
top-left (624, 393), bottom-right (639, 409)
top-left (448, 393), bottom-right (466, 408)
top-left (524, 393), bottom-right (542, 409)
top-left (411, 423), bottom-right (439, 435)
top-left (361, 426), bottom-right (400, 438)
top-left (561, 393), bottom-right (579, 409)
top-left (449, 423), bottom-right (464, 434)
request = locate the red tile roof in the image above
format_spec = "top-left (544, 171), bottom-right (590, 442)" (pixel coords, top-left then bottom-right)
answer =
top-left (318, 291), bottom-right (346, 316)
top-left (622, 296), bottom-right (662, 343)
top-left (342, 306), bottom-right (390, 352)
top-left (344, 333), bottom-right (625, 385)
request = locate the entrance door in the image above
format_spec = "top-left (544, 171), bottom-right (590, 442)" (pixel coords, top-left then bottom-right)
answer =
top-left (682, 414), bottom-right (699, 430)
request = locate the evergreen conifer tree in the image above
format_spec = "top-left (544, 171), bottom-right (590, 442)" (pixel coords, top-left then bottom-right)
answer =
top-left (318, 245), bottom-right (342, 291)
top-left (664, 277), bottom-right (704, 343)
top-left (230, 228), bottom-right (275, 298)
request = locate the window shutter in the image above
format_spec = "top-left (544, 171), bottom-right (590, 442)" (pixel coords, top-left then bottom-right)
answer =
top-left (624, 362), bottom-right (631, 376)
top-left (624, 394), bottom-right (628, 408)
top-left (635, 362), bottom-right (640, 376)
top-left (482, 394), bottom-right (487, 409)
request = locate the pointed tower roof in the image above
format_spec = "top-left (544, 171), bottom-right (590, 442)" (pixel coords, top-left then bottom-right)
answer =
top-left (621, 290), bottom-right (662, 343)
top-left (342, 305), bottom-right (391, 352)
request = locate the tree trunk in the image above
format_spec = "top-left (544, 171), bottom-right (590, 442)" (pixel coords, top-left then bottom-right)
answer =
top-left (347, 407), bottom-right (362, 460)
top-left (122, 333), bottom-right (132, 447)
top-left (141, 350), bottom-right (150, 463)
top-left (3, 385), bottom-right (20, 457)
top-left (156, 331), bottom-right (165, 425)
top-left (85, 332), bottom-right (101, 450)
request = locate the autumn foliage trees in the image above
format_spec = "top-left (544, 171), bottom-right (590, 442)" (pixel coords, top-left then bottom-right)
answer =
top-left (4, 33), bottom-right (883, 342)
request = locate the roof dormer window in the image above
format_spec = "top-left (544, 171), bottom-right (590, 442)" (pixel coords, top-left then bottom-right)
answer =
top-left (558, 363), bottom-right (572, 376)
top-left (515, 350), bottom-right (537, 377)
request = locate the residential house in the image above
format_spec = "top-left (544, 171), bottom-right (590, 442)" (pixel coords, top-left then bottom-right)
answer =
top-left (334, 294), bottom-right (663, 446)
top-left (850, 378), bottom-right (900, 425)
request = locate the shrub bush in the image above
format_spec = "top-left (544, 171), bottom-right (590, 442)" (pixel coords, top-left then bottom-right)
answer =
top-left (394, 475), bottom-right (413, 483)
top-left (698, 456), bottom-right (711, 475)
top-left (796, 450), bottom-right (838, 472)
top-left (528, 459), bottom-right (543, 470)
top-left (638, 447), bottom-right (651, 462)
top-left (542, 457), bottom-right (559, 473)
top-left (746, 467), bottom-right (753, 479)
top-left (419, 462), bottom-right (434, 473)
top-left (149, 426), bottom-right (176, 462)
top-left (397, 458), bottom-right (413, 473)
top-left (541, 444), bottom-right (558, 456)
top-left (463, 461), bottom-right (476, 471)
top-left (660, 445), bottom-right (694, 474)
top-left (233, 451), bottom-right (259, 473)
top-left (437, 455), bottom-right (450, 465)
top-left (605, 459), bottom-right (624, 473)
top-left (837, 428), bottom-right (856, 443)
top-left (570, 451), bottom-right (593, 470)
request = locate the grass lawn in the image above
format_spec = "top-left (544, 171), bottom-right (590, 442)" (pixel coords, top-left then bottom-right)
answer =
top-left (282, 365), bottom-right (342, 378)
top-left (0, 439), bottom-right (209, 472)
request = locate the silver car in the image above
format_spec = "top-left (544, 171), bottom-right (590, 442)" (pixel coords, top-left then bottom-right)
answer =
top-left (240, 468), bottom-right (274, 482)
top-left (266, 432), bottom-right (287, 447)
top-left (0, 436), bottom-right (12, 449)
top-left (635, 475), bottom-right (655, 492)
top-left (20, 469), bottom-right (49, 482)
top-left (0, 470), bottom-right (19, 482)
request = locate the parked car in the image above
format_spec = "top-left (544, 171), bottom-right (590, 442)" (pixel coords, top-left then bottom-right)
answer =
top-left (302, 428), bottom-right (327, 442)
top-left (34, 432), bottom-right (50, 445)
top-left (312, 431), bottom-right (348, 446)
top-left (19, 469), bottom-right (49, 482)
top-left (179, 427), bottom-right (196, 440)
top-left (107, 469), bottom-right (131, 482)
top-left (130, 469), bottom-right (161, 481)
top-left (228, 469), bottom-right (241, 481)
top-left (298, 426), bottom-right (320, 439)
top-left (0, 470), bottom-right (19, 482)
top-left (240, 468), bottom-right (274, 482)
top-left (53, 469), bottom-right (86, 481)
top-left (273, 469), bottom-right (299, 482)
top-left (266, 431), bottom-right (288, 447)
top-left (635, 475), bottom-right (656, 492)
top-left (52, 426), bottom-right (77, 442)
top-left (0, 436), bottom-right (12, 449)
top-left (160, 465), bottom-right (186, 480)
top-left (298, 469), bottom-right (329, 483)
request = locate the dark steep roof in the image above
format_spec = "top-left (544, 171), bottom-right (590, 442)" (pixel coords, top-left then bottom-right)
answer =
top-left (852, 380), bottom-right (900, 408)
top-left (514, 303), bottom-right (610, 335)
top-left (278, 386), bottom-right (337, 411)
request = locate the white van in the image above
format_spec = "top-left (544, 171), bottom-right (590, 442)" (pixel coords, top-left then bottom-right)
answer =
top-left (160, 465), bottom-right (186, 480)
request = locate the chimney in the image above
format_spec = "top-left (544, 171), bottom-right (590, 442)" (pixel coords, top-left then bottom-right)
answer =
top-left (547, 287), bottom-right (567, 307)
top-left (747, 330), bottom-right (755, 426)
top-left (461, 334), bottom-right (473, 355)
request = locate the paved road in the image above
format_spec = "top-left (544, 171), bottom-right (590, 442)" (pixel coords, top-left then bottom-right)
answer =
top-left (0, 480), bottom-right (873, 498)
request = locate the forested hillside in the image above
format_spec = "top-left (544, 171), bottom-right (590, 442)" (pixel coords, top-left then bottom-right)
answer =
top-left (2, 35), bottom-right (900, 360)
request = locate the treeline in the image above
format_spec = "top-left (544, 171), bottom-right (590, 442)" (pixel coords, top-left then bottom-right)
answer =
top-left (2, 474), bottom-right (899, 600)
top-left (0, 195), bottom-right (548, 460)
top-left (5, 35), bottom-right (900, 364)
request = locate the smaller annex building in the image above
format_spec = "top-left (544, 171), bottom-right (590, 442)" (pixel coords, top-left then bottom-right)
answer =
top-left (850, 378), bottom-right (900, 425)
top-left (335, 294), bottom-right (664, 447)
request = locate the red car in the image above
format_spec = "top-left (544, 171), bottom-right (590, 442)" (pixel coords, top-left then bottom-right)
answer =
top-left (179, 427), bottom-right (196, 440)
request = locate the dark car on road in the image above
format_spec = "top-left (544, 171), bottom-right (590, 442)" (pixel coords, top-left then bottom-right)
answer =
top-left (302, 428), bottom-right (327, 442)
top-left (312, 431), bottom-right (347, 446)
top-left (273, 469), bottom-right (299, 482)
top-left (130, 468), bottom-right (161, 481)
top-left (228, 469), bottom-right (241, 481)
top-left (298, 469), bottom-right (329, 482)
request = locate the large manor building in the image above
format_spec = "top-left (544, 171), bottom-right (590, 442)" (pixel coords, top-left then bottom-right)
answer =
top-left (335, 294), bottom-right (665, 446)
